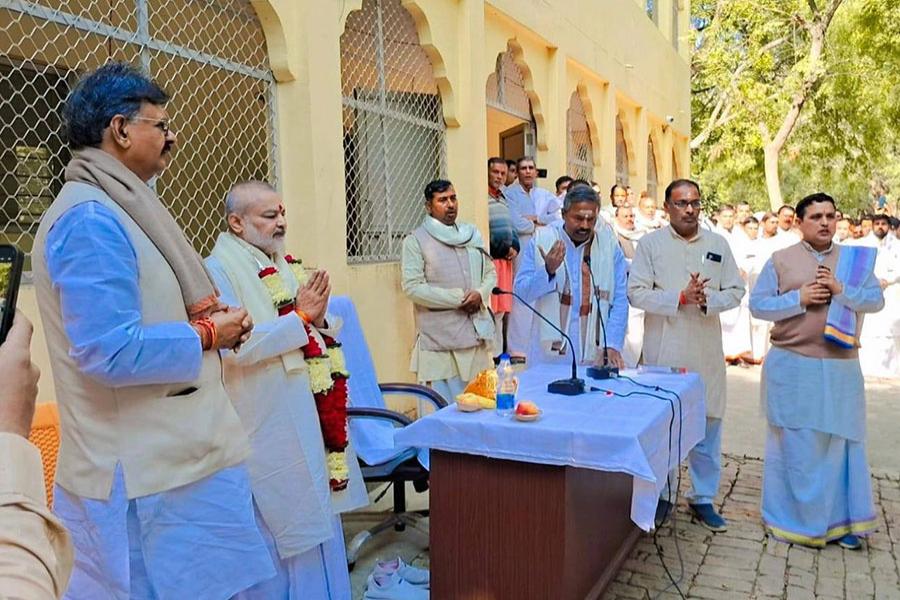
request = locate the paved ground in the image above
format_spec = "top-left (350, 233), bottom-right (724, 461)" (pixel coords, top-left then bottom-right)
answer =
top-left (345, 370), bottom-right (900, 599)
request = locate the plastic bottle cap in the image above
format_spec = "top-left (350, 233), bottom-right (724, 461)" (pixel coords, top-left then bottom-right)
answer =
top-left (499, 353), bottom-right (510, 360)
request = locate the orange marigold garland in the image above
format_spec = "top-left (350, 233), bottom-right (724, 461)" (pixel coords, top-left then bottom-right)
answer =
top-left (259, 262), bottom-right (350, 491)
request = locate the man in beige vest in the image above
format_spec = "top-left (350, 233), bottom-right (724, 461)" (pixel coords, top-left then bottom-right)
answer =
top-left (750, 193), bottom-right (884, 550)
top-left (401, 179), bottom-right (496, 402)
top-left (206, 182), bottom-right (378, 599)
top-left (628, 179), bottom-right (745, 532)
top-left (32, 63), bottom-right (275, 598)
top-left (0, 314), bottom-right (72, 598)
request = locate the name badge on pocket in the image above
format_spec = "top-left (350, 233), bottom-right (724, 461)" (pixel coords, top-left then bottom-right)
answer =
top-left (704, 252), bottom-right (722, 264)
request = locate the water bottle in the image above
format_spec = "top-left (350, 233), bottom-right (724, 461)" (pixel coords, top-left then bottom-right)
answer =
top-left (495, 353), bottom-right (517, 416)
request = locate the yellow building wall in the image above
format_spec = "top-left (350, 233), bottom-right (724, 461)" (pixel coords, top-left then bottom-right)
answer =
top-left (18, 0), bottom-right (691, 403)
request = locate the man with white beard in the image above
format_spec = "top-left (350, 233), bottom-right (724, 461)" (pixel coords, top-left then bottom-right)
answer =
top-left (856, 214), bottom-right (900, 378)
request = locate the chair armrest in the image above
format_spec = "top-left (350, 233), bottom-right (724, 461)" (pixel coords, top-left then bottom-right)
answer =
top-left (346, 407), bottom-right (413, 427)
top-left (378, 382), bottom-right (449, 409)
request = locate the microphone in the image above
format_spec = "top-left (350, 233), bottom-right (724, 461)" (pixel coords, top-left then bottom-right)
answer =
top-left (492, 287), bottom-right (585, 396)
top-left (583, 255), bottom-right (619, 381)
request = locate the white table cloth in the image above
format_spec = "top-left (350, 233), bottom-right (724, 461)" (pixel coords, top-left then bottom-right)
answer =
top-left (394, 363), bottom-right (706, 531)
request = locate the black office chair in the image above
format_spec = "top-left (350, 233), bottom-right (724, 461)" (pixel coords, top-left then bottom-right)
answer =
top-left (345, 383), bottom-right (447, 570)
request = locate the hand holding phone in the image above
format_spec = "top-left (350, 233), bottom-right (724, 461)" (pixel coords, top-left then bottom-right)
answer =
top-left (0, 244), bottom-right (24, 345)
top-left (0, 311), bottom-right (40, 438)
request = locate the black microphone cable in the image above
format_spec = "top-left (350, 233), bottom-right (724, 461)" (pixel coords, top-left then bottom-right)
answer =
top-left (589, 383), bottom-right (687, 600)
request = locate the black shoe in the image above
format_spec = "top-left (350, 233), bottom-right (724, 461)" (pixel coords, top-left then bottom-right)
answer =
top-left (655, 499), bottom-right (674, 528)
top-left (689, 503), bottom-right (728, 532)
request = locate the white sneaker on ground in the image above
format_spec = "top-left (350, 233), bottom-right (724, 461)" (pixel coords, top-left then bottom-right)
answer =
top-left (364, 570), bottom-right (429, 600)
top-left (372, 557), bottom-right (430, 588)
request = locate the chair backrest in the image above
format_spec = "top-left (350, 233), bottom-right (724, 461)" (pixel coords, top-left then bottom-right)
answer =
top-left (328, 296), bottom-right (407, 465)
top-left (27, 402), bottom-right (60, 507)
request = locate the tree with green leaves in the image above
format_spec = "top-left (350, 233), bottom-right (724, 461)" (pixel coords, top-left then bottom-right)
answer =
top-left (691, 0), bottom-right (900, 214)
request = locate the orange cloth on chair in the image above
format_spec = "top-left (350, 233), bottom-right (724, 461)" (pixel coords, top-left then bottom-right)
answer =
top-left (28, 403), bottom-right (60, 508)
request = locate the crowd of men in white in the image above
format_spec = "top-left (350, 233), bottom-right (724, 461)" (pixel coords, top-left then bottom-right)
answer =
top-left (490, 163), bottom-right (900, 378)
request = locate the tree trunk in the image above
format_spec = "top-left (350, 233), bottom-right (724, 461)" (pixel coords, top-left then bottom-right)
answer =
top-left (763, 142), bottom-right (784, 210)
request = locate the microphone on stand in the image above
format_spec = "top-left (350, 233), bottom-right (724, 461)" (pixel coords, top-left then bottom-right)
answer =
top-left (583, 255), bottom-right (619, 380)
top-left (492, 287), bottom-right (585, 396)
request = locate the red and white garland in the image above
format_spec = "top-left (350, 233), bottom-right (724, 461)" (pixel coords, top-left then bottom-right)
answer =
top-left (258, 255), bottom-right (350, 491)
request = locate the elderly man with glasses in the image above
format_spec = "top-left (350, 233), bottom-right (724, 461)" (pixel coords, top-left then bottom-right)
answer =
top-left (32, 63), bottom-right (275, 598)
top-left (628, 179), bottom-right (745, 532)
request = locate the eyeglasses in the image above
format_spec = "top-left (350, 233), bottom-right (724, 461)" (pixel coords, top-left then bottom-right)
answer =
top-left (131, 116), bottom-right (172, 136)
top-left (670, 200), bottom-right (702, 210)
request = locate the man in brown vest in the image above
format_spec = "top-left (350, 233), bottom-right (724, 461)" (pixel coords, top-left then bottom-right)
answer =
top-left (32, 63), bottom-right (274, 598)
top-left (750, 193), bottom-right (884, 550)
top-left (401, 179), bottom-right (496, 402)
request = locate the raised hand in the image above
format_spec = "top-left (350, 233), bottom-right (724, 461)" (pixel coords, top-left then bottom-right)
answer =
top-left (295, 269), bottom-right (330, 327)
top-left (540, 240), bottom-right (566, 276)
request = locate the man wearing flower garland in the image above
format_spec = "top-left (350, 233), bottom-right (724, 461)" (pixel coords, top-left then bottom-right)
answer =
top-left (402, 179), bottom-right (497, 401)
top-left (32, 63), bottom-right (273, 599)
top-left (206, 180), bottom-right (368, 599)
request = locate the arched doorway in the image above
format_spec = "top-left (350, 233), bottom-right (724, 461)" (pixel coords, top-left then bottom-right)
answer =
top-left (615, 115), bottom-right (630, 185)
top-left (566, 90), bottom-right (593, 180)
top-left (486, 45), bottom-right (535, 163)
top-left (647, 137), bottom-right (658, 199)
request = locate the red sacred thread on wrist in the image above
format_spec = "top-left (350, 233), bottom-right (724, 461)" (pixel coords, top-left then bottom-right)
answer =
top-left (679, 291), bottom-right (687, 306)
top-left (295, 308), bottom-right (313, 324)
top-left (192, 318), bottom-right (217, 351)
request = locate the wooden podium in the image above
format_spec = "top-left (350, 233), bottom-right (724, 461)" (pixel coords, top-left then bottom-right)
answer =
top-left (429, 450), bottom-right (641, 599)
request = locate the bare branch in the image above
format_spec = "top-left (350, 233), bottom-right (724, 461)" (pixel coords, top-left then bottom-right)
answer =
top-left (807, 0), bottom-right (819, 14)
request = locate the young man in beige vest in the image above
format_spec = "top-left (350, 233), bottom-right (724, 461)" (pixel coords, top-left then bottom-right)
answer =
top-left (401, 179), bottom-right (496, 402)
top-left (32, 63), bottom-right (274, 598)
top-left (750, 193), bottom-right (884, 550)
top-left (628, 179), bottom-right (746, 532)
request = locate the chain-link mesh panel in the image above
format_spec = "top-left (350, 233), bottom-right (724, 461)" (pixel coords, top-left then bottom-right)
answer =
top-left (0, 0), bottom-right (276, 264)
top-left (341, 0), bottom-right (446, 264)
top-left (566, 91), bottom-right (593, 181)
top-left (485, 47), bottom-right (530, 121)
top-left (615, 115), bottom-right (630, 185)
top-left (647, 137), bottom-right (658, 198)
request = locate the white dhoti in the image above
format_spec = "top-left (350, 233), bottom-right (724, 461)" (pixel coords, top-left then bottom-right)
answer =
top-left (234, 509), bottom-right (351, 600)
top-left (859, 285), bottom-right (900, 378)
top-left (721, 303), bottom-right (752, 358)
top-left (623, 306), bottom-right (644, 367)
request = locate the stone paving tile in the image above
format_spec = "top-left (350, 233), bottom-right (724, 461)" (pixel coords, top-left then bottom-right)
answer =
top-left (601, 454), bottom-right (899, 600)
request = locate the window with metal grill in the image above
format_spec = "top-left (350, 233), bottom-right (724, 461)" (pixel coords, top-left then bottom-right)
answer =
top-left (0, 0), bottom-right (277, 265)
top-left (566, 91), bottom-right (593, 181)
top-left (341, 0), bottom-right (446, 264)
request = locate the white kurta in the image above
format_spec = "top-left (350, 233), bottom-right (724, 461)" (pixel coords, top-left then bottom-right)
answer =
top-left (719, 227), bottom-right (753, 358)
top-left (628, 226), bottom-right (746, 418)
top-left (857, 235), bottom-right (900, 378)
top-left (206, 237), bottom-right (368, 599)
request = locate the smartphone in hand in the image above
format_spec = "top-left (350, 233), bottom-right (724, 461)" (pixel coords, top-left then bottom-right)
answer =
top-left (0, 245), bottom-right (24, 344)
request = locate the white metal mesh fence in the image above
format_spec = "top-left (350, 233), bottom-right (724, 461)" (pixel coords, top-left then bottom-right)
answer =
top-left (0, 0), bottom-right (276, 263)
top-left (566, 91), bottom-right (593, 181)
top-left (341, 0), bottom-right (446, 264)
